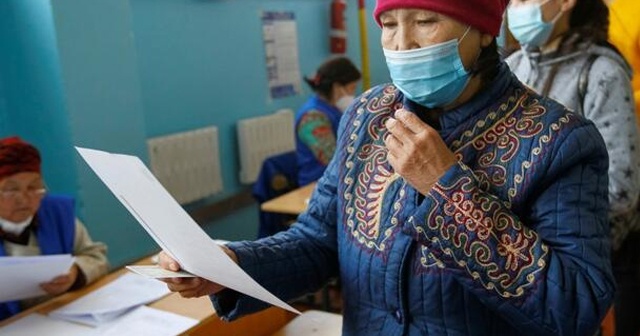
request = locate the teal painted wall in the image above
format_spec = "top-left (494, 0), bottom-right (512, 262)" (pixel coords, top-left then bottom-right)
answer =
top-left (50, 0), bottom-right (157, 267)
top-left (0, 76), bottom-right (8, 136)
top-left (0, 1), bottom-right (12, 136)
top-left (0, 0), bottom-right (75, 195)
top-left (0, 0), bottom-right (389, 268)
top-left (130, 0), bottom-right (389, 200)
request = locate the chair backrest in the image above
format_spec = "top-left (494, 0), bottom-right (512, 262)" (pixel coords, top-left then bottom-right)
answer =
top-left (252, 151), bottom-right (299, 238)
top-left (252, 151), bottom-right (298, 203)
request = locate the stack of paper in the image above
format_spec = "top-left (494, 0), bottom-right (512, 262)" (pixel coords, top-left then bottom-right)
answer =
top-left (97, 305), bottom-right (198, 336)
top-left (48, 273), bottom-right (170, 326)
top-left (0, 306), bottom-right (198, 336)
top-left (0, 313), bottom-right (95, 336)
top-left (126, 265), bottom-right (195, 279)
top-left (0, 255), bottom-right (74, 302)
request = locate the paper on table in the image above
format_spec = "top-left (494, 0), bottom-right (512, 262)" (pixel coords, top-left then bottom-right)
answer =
top-left (49, 273), bottom-right (170, 326)
top-left (0, 306), bottom-right (198, 336)
top-left (126, 265), bottom-right (196, 279)
top-left (0, 255), bottom-right (74, 302)
top-left (76, 147), bottom-right (300, 315)
top-left (0, 313), bottom-right (96, 336)
top-left (97, 305), bottom-right (199, 336)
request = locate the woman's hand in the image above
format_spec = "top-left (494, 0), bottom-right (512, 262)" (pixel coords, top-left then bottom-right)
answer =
top-left (41, 264), bottom-right (79, 295)
top-left (158, 246), bottom-right (238, 298)
top-left (162, 276), bottom-right (226, 298)
top-left (384, 109), bottom-right (457, 195)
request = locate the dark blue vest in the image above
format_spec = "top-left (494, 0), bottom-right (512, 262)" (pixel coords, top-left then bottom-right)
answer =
top-left (0, 195), bottom-right (75, 321)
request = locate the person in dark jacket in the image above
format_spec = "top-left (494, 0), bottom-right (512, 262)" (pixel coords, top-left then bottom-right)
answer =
top-left (160, 0), bottom-right (615, 334)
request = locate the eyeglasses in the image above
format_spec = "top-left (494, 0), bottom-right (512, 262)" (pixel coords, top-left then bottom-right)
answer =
top-left (0, 187), bottom-right (47, 200)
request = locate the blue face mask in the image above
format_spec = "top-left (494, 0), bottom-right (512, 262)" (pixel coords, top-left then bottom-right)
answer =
top-left (496, 20), bottom-right (507, 50)
top-left (507, 1), bottom-right (562, 47)
top-left (383, 27), bottom-right (471, 108)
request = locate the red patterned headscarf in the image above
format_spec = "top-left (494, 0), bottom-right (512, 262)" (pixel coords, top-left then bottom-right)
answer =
top-left (374, 0), bottom-right (509, 36)
top-left (0, 137), bottom-right (41, 180)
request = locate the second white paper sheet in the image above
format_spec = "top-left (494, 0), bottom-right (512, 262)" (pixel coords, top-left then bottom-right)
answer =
top-left (0, 255), bottom-right (74, 302)
top-left (76, 147), bottom-right (299, 315)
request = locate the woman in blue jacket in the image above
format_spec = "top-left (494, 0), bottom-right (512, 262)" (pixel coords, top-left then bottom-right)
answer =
top-left (161, 0), bottom-right (615, 334)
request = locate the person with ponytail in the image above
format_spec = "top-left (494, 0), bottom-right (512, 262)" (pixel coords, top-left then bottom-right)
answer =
top-left (0, 137), bottom-right (108, 321)
top-left (296, 56), bottom-right (361, 186)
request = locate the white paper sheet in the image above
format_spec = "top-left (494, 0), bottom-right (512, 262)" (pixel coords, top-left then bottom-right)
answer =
top-left (76, 147), bottom-right (299, 315)
top-left (49, 273), bottom-right (170, 326)
top-left (0, 254), bottom-right (74, 302)
top-left (0, 306), bottom-right (198, 336)
top-left (0, 313), bottom-right (96, 336)
top-left (126, 265), bottom-right (195, 279)
top-left (97, 305), bottom-right (198, 336)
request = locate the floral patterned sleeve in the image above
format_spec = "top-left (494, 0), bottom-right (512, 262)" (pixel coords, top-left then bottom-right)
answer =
top-left (296, 110), bottom-right (337, 165)
top-left (404, 123), bottom-right (615, 335)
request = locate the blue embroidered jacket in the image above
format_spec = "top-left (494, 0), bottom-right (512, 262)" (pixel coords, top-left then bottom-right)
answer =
top-left (214, 65), bottom-right (615, 335)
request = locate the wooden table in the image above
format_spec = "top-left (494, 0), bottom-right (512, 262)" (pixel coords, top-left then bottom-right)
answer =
top-left (0, 256), bottom-right (296, 336)
top-left (260, 182), bottom-right (316, 215)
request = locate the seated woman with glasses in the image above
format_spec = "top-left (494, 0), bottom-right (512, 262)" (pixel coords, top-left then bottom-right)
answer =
top-left (0, 137), bottom-right (108, 321)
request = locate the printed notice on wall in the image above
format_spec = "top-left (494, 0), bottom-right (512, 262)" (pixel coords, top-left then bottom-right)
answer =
top-left (262, 11), bottom-right (301, 99)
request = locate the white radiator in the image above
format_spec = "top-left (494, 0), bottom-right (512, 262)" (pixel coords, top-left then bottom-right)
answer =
top-left (237, 109), bottom-right (295, 184)
top-left (147, 126), bottom-right (223, 204)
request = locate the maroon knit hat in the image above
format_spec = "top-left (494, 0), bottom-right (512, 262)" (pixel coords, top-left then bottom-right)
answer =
top-left (374, 0), bottom-right (509, 36)
top-left (0, 137), bottom-right (41, 180)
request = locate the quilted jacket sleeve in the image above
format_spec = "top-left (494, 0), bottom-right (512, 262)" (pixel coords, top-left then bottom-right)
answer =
top-left (211, 121), bottom-right (347, 321)
top-left (404, 122), bottom-right (615, 335)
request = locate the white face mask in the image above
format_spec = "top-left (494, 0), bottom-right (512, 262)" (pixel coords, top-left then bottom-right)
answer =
top-left (0, 216), bottom-right (33, 235)
top-left (335, 95), bottom-right (355, 112)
